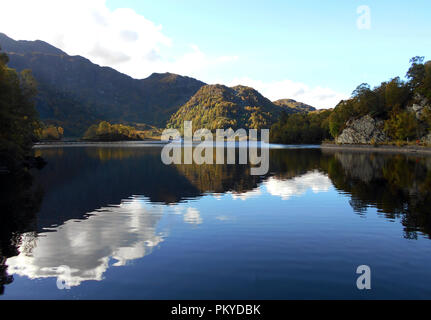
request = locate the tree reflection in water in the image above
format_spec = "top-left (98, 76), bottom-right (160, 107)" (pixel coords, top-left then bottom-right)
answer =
top-left (0, 169), bottom-right (43, 295)
top-left (1, 146), bottom-right (431, 293)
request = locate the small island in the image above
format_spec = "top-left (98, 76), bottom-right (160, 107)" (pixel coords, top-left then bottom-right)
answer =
top-left (82, 121), bottom-right (143, 141)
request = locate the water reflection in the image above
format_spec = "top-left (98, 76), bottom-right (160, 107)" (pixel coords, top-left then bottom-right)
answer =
top-left (6, 196), bottom-right (205, 287)
top-left (323, 150), bottom-right (431, 239)
top-left (1, 145), bottom-right (431, 296)
top-left (264, 171), bottom-right (332, 200)
top-left (7, 197), bottom-right (164, 287)
top-left (230, 188), bottom-right (262, 201)
top-left (0, 169), bottom-right (42, 294)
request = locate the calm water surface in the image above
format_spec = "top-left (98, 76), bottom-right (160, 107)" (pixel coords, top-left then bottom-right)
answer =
top-left (1, 144), bottom-right (431, 299)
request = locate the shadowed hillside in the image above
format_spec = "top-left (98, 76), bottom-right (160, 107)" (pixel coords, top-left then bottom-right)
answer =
top-left (0, 33), bottom-right (205, 136)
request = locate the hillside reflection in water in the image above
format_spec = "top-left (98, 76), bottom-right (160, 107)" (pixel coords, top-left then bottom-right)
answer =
top-left (1, 145), bottom-right (431, 299)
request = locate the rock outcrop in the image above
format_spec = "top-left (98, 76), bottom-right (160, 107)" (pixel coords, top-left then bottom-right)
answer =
top-left (336, 115), bottom-right (387, 144)
top-left (408, 93), bottom-right (430, 120)
top-left (334, 152), bottom-right (385, 182)
top-left (421, 133), bottom-right (431, 145)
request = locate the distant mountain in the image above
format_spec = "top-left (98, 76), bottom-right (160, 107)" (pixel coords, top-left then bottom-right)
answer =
top-left (0, 33), bottom-right (205, 136)
top-left (273, 99), bottom-right (316, 112)
top-left (0, 33), bottom-right (315, 136)
top-left (0, 33), bottom-right (66, 55)
top-left (168, 84), bottom-right (303, 130)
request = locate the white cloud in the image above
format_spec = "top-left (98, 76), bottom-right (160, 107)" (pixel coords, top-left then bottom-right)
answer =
top-left (230, 188), bottom-right (262, 201)
top-left (227, 77), bottom-right (349, 109)
top-left (0, 0), bottom-right (346, 104)
top-left (0, 0), bottom-right (237, 80)
top-left (159, 44), bottom-right (239, 80)
top-left (215, 216), bottom-right (233, 221)
top-left (7, 196), bottom-right (165, 287)
top-left (6, 198), bottom-right (206, 287)
top-left (265, 171), bottom-right (332, 200)
top-left (183, 207), bottom-right (203, 225)
top-left (170, 204), bottom-right (203, 225)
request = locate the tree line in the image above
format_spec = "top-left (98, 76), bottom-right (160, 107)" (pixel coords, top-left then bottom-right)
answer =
top-left (0, 48), bottom-right (41, 172)
top-left (270, 110), bottom-right (332, 144)
top-left (3, 43), bottom-right (430, 152)
top-left (270, 57), bottom-right (431, 144)
top-left (328, 56), bottom-right (431, 141)
top-left (83, 121), bottom-right (142, 141)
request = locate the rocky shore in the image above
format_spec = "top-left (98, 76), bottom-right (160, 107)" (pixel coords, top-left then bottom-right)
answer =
top-left (321, 143), bottom-right (431, 154)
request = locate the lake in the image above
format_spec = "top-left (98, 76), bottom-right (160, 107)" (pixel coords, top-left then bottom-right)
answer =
top-left (1, 143), bottom-right (431, 299)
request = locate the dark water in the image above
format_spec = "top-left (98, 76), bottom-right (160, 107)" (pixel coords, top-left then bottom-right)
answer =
top-left (1, 144), bottom-right (431, 299)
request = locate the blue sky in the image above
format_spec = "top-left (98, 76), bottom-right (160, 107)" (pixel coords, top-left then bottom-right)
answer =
top-left (107, 0), bottom-right (430, 90)
top-left (1, 0), bottom-right (430, 108)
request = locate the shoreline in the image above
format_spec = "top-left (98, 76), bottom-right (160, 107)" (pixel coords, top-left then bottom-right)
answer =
top-left (33, 141), bottom-right (431, 155)
top-left (321, 143), bottom-right (431, 154)
top-left (33, 140), bottom-right (168, 148)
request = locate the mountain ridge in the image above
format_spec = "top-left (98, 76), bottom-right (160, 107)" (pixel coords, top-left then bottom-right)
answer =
top-left (0, 32), bottom-right (315, 136)
top-left (0, 32), bottom-right (67, 56)
top-left (0, 33), bottom-right (206, 136)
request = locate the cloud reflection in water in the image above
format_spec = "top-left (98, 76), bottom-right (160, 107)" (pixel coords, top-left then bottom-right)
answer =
top-left (6, 171), bottom-right (331, 287)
